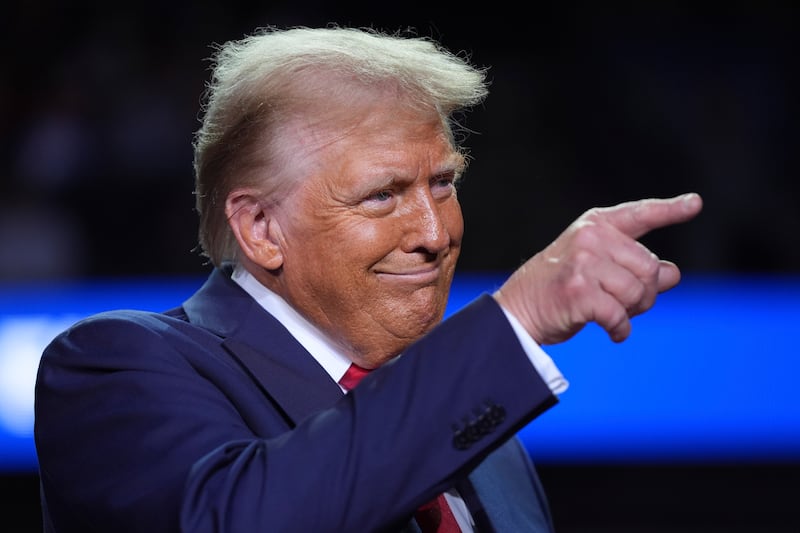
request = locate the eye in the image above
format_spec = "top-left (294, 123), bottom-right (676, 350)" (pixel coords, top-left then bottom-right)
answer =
top-left (366, 190), bottom-right (394, 202)
top-left (431, 173), bottom-right (457, 197)
top-left (433, 176), bottom-right (454, 188)
top-left (360, 188), bottom-right (397, 214)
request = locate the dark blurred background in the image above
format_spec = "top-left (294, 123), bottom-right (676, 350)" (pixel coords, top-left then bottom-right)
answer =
top-left (2, 1), bottom-right (798, 532)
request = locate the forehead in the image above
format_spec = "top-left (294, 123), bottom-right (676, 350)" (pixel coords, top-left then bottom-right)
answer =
top-left (277, 95), bottom-right (462, 184)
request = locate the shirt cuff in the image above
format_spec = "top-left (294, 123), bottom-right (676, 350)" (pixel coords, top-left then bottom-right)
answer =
top-left (500, 307), bottom-right (569, 395)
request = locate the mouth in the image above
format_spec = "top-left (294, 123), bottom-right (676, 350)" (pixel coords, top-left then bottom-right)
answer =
top-left (374, 265), bottom-right (441, 285)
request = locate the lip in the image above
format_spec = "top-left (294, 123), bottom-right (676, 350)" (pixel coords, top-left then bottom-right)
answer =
top-left (375, 265), bottom-right (441, 284)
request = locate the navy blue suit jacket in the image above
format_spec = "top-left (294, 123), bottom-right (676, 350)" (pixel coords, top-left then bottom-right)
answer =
top-left (35, 267), bottom-right (559, 532)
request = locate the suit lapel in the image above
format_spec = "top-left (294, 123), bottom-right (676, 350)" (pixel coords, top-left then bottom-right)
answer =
top-left (183, 267), bottom-right (343, 425)
top-left (222, 335), bottom-right (343, 424)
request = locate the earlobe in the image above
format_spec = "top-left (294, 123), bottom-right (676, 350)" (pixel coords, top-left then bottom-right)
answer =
top-left (226, 190), bottom-right (285, 270)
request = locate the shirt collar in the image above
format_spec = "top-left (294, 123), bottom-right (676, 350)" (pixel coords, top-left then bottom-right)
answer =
top-left (231, 265), bottom-right (352, 385)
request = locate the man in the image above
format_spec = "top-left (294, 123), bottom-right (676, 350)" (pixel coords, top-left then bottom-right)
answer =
top-left (34, 26), bottom-right (702, 532)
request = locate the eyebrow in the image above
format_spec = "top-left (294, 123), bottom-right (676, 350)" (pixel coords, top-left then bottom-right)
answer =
top-left (348, 150), bottom-right (466, 197)
top-left (422, 154), bottom-right (465, 183)
top-left (382, 164), bottom-right (462, 190)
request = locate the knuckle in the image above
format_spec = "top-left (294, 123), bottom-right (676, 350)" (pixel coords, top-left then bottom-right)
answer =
top-left (570, 247), bottom-right (595, 267)
top-left (631, 202), bottom-right (648, 223)
top-left (571, 222), bottom-right (601, 248)
top-left (642, 255), bottom-right (660, 278)
top-left (563, 270), bottom-right (591, 298)
top-left (595, 300), bottom-right (624, 327)
top-left (610, 305), bottom-right (628, 327)
top-left (627, 282), bottom-right (646, 304)
top-left (583, 207), bottom-right (603, 221)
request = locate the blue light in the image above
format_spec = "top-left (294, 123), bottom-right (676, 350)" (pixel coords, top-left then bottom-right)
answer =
top-left (1, 273), bottom-right (798, 471)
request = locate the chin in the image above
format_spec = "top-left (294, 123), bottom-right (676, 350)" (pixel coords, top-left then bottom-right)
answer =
top-left (395, 292), bottom-right (448, 335)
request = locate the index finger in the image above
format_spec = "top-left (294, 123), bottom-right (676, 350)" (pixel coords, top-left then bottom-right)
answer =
top-left (597, 193), bottom-right (703, 239)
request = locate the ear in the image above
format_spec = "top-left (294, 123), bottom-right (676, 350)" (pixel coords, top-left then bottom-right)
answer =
top-left (226, 189), bottom-right (285, 270)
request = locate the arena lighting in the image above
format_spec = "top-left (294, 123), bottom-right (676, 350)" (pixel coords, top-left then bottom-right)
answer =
top-left (0, 273), bottom-right (798, 472)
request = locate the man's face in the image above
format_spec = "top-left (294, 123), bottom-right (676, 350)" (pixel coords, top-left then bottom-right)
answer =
top-left (267, 99), bottom-right (465, 368)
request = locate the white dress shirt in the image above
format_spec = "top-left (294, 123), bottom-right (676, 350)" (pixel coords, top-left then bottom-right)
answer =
top-left (232, 266), bottom-right (568, 531)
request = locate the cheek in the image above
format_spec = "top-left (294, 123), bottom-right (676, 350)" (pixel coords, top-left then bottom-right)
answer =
top-left (348, 220), bottom-right (405, 260)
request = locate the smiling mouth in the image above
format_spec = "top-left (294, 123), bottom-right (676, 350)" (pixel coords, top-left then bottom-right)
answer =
top-left (375, 265), bottom-right (441, 284)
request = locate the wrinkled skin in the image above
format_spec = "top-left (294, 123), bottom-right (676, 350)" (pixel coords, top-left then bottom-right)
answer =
top-left (227, 97), bottom-right (464, 368)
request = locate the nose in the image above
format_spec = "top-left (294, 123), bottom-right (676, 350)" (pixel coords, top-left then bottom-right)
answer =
top-left (399, 190), bottom-right (453, 255)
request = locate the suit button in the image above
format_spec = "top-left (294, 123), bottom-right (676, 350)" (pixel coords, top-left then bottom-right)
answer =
top-left (477, 413), bottom-right (494, 434)
top-left (464, 422), bottom-right (481, 443)
top-left (453, 430), bottom-right (470, 450)
top-left (488, 404), bottom-right (506, 425)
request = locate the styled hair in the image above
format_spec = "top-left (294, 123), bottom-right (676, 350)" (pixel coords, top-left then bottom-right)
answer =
top-left (193, 25), bottom-right (489, 266)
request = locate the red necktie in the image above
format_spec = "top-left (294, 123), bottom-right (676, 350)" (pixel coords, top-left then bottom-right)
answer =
top-left (338, 363), bottom-right (462, 533)
top-left (338, 362), bottom-right (371, 392)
